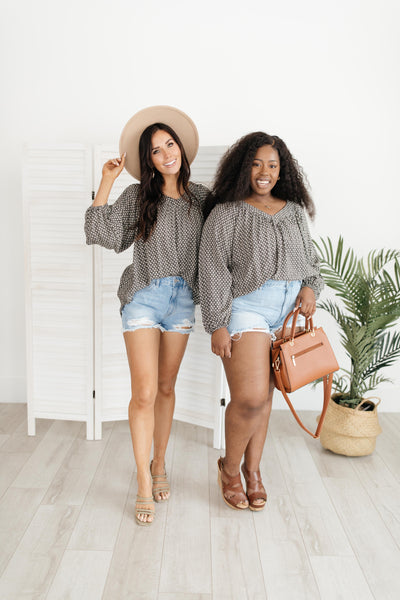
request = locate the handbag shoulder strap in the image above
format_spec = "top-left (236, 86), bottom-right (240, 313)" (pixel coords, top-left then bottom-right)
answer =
top-left (274, 368), bottom-right (332, 438)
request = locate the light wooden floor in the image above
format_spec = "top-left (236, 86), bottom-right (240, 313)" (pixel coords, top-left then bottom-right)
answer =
top-left (0, 404), bottom-right (400, 600)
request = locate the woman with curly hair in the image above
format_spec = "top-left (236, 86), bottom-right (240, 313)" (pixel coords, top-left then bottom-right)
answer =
top-left (85, 106), bottom-right (208, 525)
top-left (199, 132), bottom-right (323, 511)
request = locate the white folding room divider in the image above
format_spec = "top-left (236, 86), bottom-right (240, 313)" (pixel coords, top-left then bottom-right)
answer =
top-left (23, 145), bottom-right (94, 438)
top-left (24, 144), bottom-right (228, 446)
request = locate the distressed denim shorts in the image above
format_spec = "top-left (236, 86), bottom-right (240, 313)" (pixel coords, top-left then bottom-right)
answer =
top-left (227, 280), bottom-right (305, 340)
top-left (121, 276), bottom-right (195, 334)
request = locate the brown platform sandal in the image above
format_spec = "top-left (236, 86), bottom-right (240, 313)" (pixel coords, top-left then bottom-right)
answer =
top-left (241, 463), bottom-right (267, 511)
top-left (150, 460), bottom-right (170, 503)
top-left (217, 457), bottom-right (249, 510)
top-left (135, 495), bottom-right (155, 526)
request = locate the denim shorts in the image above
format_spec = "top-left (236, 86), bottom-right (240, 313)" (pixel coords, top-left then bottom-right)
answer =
top-left (228, 280), bottom-right (305, 340)
top-left (121, 276), bottom-right (195, 334)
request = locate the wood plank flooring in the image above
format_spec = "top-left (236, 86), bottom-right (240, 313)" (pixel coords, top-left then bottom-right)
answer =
top-left (0, 403), bottom-right (399, 599)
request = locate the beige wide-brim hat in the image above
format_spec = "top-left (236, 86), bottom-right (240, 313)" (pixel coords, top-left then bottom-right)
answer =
top-left (119, 105), bottom-right (199, 180)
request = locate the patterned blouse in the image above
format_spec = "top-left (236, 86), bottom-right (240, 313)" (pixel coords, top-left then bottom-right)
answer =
top-left (84, 182), bottom-right (209, 309)
top-left (199, 200), bottom-right (324, 334)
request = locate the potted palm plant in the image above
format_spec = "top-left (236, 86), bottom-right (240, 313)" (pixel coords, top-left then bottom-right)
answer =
top-left (313, 237), bottom-right (400, 456)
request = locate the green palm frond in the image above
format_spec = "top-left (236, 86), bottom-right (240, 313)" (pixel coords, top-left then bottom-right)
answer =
top-left (331, 373), bottom-right (351, 395)
top-left (363, 248), bottom-right (400, 279)
top-left (317, 299), bottom-right (357, 329)
top-left (314, 238), bottom-right (359, 308)
top-left (359, 374), bottom-right (392, 397)
top-left (395, 259), bottom-right (400, 289)
top-left (314, 237), bottom-right (400, 404)
top-left (376, 270), bottom-right (400, 298)
top-left (361, 331), bottom-right (400, 379)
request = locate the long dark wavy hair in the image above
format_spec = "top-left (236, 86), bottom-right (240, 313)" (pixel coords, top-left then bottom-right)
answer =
top-left (135, 123), bottom-right (193, 241)
top-left (203, 131), bottom-right (315, 219)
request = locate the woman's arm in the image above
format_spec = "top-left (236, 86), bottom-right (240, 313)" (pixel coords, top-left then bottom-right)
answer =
top-left (199, 205), bottom-right (235, 357)
top-left (92, 155), bottom-right (126, 206)
top-left (84, 154), bottom-right (139, 253)
top-left (295, 285), bottom-right (316, 318)
top-left (210, 327), bottom-right (233, 359)
top-left (294, 205), bottom-right (324, 316)
top-left (92, 152), bottom-right (126, 206)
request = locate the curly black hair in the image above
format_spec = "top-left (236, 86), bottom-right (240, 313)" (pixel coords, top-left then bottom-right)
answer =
top-left (136, 122), bottom-right (193, 241)
top-left (203, 131), bottom-right (315, 219)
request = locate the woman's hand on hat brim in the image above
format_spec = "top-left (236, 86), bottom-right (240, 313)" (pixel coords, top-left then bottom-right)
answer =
top-left (102, 153), bottom-right (126, 181)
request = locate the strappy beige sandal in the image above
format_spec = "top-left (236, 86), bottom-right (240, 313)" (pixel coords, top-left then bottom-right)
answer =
top-left (150, 460), bottom-right (170, 503)
top-left (135, 495), bottom-right (155, 526)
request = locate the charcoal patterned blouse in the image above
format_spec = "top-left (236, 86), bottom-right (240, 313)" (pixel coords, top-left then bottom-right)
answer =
top-left (84, 182), bottom-right (209, 309)
top-left (199, 200), bottom-right (324, 334)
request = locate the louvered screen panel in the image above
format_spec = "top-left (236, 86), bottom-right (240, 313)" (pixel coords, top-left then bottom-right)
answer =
top-left (93, 145), bottom-right (228, 439)
top-left (23, 146), bottom-right (94, 437)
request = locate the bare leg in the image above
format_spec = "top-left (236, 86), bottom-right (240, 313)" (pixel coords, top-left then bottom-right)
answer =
top-left (151, 331), bottom-right (190, 500)
top-left (243, 324), bottom-right (301, 469)
top-left (244, 377), bottom-right (275, 470)
top-left (241, 376), bottom-right (274, 508)
top-left (221, 332), bottom-right (271, 507)
top-left (124, 328), bottom-right (161, 523)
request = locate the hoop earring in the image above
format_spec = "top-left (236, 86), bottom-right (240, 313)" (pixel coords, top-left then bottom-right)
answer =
top-left (152, 170), bottom-right (155, 179)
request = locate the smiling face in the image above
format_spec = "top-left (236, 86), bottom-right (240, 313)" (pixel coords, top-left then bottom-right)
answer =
top-left (250, 144), bottom-right (280, 198)
top-left (150, 129), bottom-right (182, 177)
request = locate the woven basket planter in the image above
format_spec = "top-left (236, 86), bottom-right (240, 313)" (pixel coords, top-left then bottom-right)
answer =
top-left (319, 397), bottom-right (382, 456)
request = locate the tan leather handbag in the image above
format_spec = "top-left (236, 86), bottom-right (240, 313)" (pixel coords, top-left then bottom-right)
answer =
top-left (271, 307), bottom-right (339, 438)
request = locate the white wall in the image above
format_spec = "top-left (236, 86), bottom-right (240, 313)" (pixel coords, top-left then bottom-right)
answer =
top-left (1, 0), bottom-right (399, 408)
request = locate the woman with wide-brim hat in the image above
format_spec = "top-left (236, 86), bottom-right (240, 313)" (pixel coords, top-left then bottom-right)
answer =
top-left (85, 106), bottom-right (208, 525)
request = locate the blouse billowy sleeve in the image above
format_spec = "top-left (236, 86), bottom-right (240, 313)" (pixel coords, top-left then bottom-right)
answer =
top-left (295, 205), bottom-right (324, 299)
top-left (199, 205), bottom-right (234, 334)
top-left (84, 184), bottom-right (139, 253)
top-left (191, 182), bottom-right (210, 211)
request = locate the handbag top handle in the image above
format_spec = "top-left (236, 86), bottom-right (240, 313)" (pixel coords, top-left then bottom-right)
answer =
top-left (281, 307), bottom-right (313, 341)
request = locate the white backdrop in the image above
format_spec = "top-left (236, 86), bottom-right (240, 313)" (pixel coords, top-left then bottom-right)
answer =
top-left (1, 0), bottom-right (399, 409)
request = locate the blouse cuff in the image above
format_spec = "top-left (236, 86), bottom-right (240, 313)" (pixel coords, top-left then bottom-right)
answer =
top-left (203, 316), bottom-right (231, 335)
top-left (301, 277), bottom-right (323, 300)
